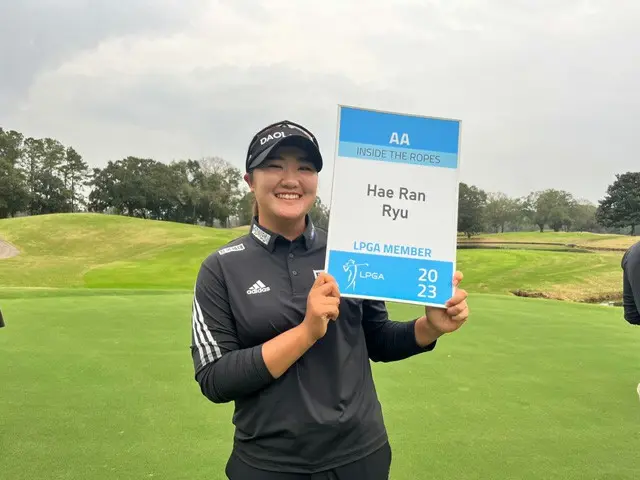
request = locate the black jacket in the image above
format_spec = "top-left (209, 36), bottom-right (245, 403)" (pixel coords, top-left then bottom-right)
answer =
top-left (189, 216), bottom-right (436, 473)
top-left (622, 241), bottom-right (640, 325)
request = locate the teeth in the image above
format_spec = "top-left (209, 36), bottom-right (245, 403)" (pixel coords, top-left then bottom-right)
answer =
top-left (277, 194), bottom-right (301, 199)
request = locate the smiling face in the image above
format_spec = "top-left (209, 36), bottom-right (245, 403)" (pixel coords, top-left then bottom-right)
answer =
top-left (246, 145), bottom-right (318, 234)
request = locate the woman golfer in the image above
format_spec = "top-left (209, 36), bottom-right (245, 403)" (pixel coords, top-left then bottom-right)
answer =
top-left (190, 120), bottom-right (470, 479)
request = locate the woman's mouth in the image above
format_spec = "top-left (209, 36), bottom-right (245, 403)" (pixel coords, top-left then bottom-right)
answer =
top-left (275, 193), bottom-right (302, 200)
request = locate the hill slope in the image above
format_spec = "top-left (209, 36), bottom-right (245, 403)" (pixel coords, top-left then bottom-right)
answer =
top-left (0, 213), bottom-right (632, 301)
top-left (0, 213), bottom-right (240, 289)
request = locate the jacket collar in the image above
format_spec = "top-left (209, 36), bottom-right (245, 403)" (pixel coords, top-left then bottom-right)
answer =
top-left (250, 215), bottom-right (316, 252)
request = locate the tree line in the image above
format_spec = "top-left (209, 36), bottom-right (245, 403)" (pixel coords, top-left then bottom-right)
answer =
top-left (0, 127), bottom-right (330, 229)
top-left (457, 176), bottom-right (640, 237)
top-left (1, 126), bottom-right (638, 235)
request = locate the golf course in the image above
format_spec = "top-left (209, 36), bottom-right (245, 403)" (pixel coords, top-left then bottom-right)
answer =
top-left (1, 213), bottom-right (639, 479)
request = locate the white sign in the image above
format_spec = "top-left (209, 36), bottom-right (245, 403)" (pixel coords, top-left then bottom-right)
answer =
top-left (324, 105), bottom-right (462, 308)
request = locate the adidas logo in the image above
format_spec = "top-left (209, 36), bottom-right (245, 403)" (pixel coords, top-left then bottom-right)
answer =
top-left (247, 280), bottom-right (271, 295)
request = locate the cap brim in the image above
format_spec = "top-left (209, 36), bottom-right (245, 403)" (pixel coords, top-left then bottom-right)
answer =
top-left (247, 135), bottom-right (322, 172)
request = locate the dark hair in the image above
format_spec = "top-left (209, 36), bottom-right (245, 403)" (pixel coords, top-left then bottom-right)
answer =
top-left (247, 171), bottom-right (259, 217)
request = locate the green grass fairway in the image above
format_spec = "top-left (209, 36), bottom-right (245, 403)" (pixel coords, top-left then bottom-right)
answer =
top-left (1, 214), bottom-right (639, 478)
top-left (1, 291), bottom-right (638, 479)
top-left (0, 213), bottom-right (634, 301)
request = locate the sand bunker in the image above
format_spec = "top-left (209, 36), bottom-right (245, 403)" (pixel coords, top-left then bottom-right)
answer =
top-left (0, 239), bottom-right (19, 259)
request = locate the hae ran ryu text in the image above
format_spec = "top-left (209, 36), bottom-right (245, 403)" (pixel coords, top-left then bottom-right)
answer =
top-left (365, 183), bottom-right (427, 221)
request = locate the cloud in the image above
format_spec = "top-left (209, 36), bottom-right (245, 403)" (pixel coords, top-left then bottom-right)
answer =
top-left (2, 0), bottom-right (639, 205)
top-left (0, 0), bottom-right (204, 108)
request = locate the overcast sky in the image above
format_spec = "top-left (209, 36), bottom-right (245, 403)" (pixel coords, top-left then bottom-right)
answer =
top-left (1, 0), bottom-right (638, 205)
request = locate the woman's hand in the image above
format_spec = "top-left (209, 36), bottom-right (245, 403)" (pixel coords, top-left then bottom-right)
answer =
top-left (424, 271), bottom-right (469, 335)
top-left (263, 272), bottom-right (341, 379)
top-left (301, 272), bottom-right (341, 342)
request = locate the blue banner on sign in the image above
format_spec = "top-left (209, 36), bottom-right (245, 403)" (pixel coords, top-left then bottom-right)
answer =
top-left (326, 249), bottom-right (454, 306)
top-left (337, 142), bottom-right (458, 169)
top-left (338, 106), bottom-right (460, 154)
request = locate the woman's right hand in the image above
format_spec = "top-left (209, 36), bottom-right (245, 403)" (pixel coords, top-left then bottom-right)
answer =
top-left (302, 272), bottom-right (341, 342)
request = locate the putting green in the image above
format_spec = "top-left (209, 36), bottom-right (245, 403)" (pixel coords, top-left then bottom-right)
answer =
top-left (0, 290), bottom-right (638, 479)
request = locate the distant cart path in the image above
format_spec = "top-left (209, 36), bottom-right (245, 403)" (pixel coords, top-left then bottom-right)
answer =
top-left (0, 238), bottom-right (19, 259)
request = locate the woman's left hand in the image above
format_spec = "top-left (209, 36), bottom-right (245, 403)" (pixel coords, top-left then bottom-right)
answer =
top-left (424, 271), bottom-right (469, 334)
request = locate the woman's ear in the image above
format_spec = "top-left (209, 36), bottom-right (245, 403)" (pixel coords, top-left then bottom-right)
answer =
top-left (243, 172), bottom-right (253, 191)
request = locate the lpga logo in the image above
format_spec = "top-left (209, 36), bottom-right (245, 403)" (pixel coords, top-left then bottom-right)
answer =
top-left (342, 259), bottom-right (384, 290)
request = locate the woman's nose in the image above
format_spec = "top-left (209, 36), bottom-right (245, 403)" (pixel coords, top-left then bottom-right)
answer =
top-left (281, 167), bottom-right (300, 183)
